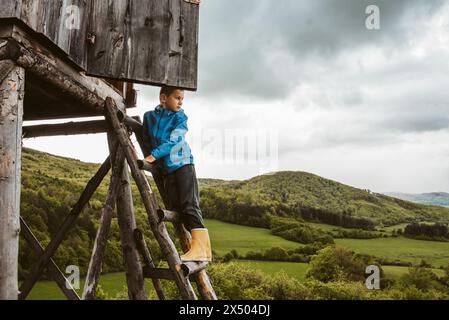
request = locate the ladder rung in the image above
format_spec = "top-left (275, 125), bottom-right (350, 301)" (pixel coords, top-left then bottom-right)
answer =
top-left (142, 267), bottom-right (176, 281)
top-left (157, 209), bottom-right (180, 223)
top-left (142, 261), bottom-right (209, 280)
top-left (137, 159), bottom-right (154, 172)
top-left (180, 262), bottom-right (209, 277)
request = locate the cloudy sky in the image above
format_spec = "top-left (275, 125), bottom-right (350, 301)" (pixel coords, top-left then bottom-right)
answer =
top-left (25, 0), bottom-right (449, 193)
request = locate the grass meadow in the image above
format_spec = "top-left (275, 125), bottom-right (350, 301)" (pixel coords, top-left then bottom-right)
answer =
top-left (28, 219), bottom-right (449, 299)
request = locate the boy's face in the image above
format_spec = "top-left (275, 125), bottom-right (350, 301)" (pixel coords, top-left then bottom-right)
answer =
top-left (161, 89), bottom-right (184, 112)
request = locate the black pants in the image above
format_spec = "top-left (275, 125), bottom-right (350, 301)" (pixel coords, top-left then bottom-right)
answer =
top-left (163, 164), bottom-right (205, 232)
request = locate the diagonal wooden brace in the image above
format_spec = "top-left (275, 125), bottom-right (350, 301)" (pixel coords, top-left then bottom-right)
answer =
top-left (20, 217), bottom-right (80, 300)
top-left (18, 156), bottom-right (111, 300)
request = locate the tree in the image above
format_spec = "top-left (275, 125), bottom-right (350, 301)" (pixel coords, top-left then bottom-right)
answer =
top-left (306, 246), bottom-right (378, 283)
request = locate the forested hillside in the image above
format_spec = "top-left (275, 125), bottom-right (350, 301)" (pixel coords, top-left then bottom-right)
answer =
top-left (19, 148), bottom-right (449, 279)
top-left (200, 171), bottom-right (449, 228)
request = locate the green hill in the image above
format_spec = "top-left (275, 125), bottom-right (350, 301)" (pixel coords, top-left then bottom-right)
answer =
top-left (18, 148), bottom-right (449, 279)
top-left (200, 171), bottom-right (449, 228)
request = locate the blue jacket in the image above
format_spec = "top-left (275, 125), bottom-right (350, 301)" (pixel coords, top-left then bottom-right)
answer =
top-left (142, 105), bottom-right (194, 174)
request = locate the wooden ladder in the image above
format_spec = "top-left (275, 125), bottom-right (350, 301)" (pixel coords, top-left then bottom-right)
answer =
top-left (17, 97), bottom-right (216, 300)
top-left (103, 97), bottom-right (217, 300)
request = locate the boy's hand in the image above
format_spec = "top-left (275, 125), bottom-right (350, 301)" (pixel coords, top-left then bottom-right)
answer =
top-left (145, 155), bottom-right (157, 163)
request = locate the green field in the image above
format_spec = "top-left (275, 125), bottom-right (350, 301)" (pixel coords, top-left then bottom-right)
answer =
top-left (205, 219), bottom-right (302, 256)
top-left (207, 219), bottom-right (449, 268)
top-left (335, 237), bottom-right (449, 268)
top-left (236, 262), bottom-right (445, 283)
top-left (28, 273), bottom-right (154, 300)
top-left (29, 218), bottom-right (449, 299)
top-left (382, 266), bottom-right (444, 279)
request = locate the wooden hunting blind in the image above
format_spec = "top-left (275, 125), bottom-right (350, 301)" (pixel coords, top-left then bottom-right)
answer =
top-left (0, 0), bottom-right (216, 301)
top-left (0, 0), bottom-right (199, 89)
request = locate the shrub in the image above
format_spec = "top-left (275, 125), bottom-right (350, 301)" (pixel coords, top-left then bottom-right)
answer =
top-left (306, 246), bottom-right (379, 283)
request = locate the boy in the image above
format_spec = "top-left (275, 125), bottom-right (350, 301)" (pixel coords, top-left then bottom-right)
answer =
top-left (142, 86), bottom-right (212, 262)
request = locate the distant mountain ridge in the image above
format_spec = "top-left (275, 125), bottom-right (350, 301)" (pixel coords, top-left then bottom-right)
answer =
top-left (384, 192), bottom-right (449, 208)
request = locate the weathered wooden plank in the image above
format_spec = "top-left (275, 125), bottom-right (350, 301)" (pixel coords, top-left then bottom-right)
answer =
top-left (165, 0), bottom-right (182, 86)
top-left (18, 0), bottom-right (39, 29)
top-left (87, 0), bottom-right (129, 79)
top-left (107, 131), bottom-right (147, 300)
top-left (0, 61), bottom-right (24, 300)
top-left (0, 0), bottom-right (22, 19)
top-left (64, 0), bottom-right (90, 68)
top-left (18, 0), bottom-right (90, 68)
top-left (86, 0), bottom-right (198, 89)
top-left (127, 0), bottom-right (170, 84)
top-left (18, 156), bottom-right (111, 300)
top-left (20, 217), bottom-right (80, 300)
top-left (1, 0), bottom-right (199, 89)
top-left (178, 0), bottom-right (199, 89)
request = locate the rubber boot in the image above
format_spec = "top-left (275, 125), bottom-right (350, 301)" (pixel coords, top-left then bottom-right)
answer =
top-left (181, 228), bottom-right (212, 262)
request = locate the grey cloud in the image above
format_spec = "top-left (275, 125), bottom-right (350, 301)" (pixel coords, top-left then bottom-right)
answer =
top-left (197, 0), bottom-right (446, 100)
top-left (138, 0), bottom-right (449, 170)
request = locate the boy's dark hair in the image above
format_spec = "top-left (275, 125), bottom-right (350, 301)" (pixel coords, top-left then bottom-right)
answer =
top-left (160, 85), bottom-right (183, 97)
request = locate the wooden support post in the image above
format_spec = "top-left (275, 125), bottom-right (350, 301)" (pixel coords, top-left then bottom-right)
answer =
top-left (133, 229), bottom-right (166, 300)
top-left (122, 114), bottom-right (217, 300)
top-left (18, 157), bottom-right (111, 300)
top-left (104, 98), bottom-right (198, 300)
top-left (22, 120), bottom-right (110, 138)
top-left (82, 146), bottom-right (124, 300)
top-left (106, 133), bottom-right (147, 300)
top-left (20, 218), bottom-right (80, 300)
top-left (0, 61), bottom-right (24, 300)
